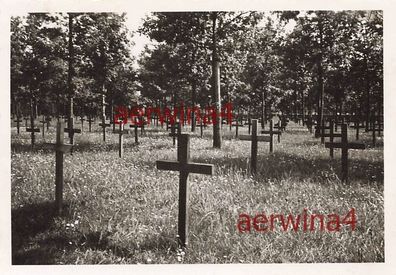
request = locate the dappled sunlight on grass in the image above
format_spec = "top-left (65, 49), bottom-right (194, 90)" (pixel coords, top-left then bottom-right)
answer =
top-left (11, 121), bottom-right (383, 264)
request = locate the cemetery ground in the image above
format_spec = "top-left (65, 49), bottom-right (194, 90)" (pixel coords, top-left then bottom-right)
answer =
top-left (11, 121), bottom-right (384, 264)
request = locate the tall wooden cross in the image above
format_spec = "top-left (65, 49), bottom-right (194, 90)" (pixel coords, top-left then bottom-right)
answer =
top-left (325, 124), bottom-right (365, 182)
top-left (26, 115), bottom-right (40, 148)
top-left (260, 120), bottom-right (280, 153)
top-left (43, 121), bottom-right (73, 214)
top-left (156, 134), bottom-right (214, 248)
top-left (14, 116), bottom-right (22, 134)
top-left (64, 117), bottom-right (81, 146)
top-left (239, 119), bottom-right (271, 174)
top-left (99, 115), bottom-right (111, 142)
top-left (114, 121), bottom-right (130, 158)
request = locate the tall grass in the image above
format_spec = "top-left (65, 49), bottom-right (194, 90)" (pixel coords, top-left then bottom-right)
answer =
top-left (11, 121), bottom-right (383, 264)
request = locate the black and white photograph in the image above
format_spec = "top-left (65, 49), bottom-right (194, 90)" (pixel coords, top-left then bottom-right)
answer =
top-left (2, 0), bottom-right (395, 274)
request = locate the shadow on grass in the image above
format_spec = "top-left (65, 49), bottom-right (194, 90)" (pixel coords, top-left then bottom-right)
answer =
top-left (194, 150), bottom-right (383, 184)
top-left (12, 201), bottom-right (71, 264)
top-left (77, 230), bottom-right (177, 262)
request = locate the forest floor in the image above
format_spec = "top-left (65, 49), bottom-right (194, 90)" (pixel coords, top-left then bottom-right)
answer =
top-left (10, 121), bottom-right (384, 264)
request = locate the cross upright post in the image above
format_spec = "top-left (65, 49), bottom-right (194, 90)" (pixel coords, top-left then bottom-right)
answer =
top-left (114, 121), bottom-right (129, 158)
top-left (64, 117), bottom-right (81, 146)
top-left (99, 115), bottom-right (111, 142)
top-left (321, 120), bottom-right (342, 158)
top-left (239, 119), bottom-right (271, 174)
top-left (261, 120), bottom-right (281, 152)
top-left (45, 116), bottom-right (51, 131)
top-left (26, 113), bottom-right (40, 148)
top-left (80, 116), bottom-right (85, 133)
top-left (325, 124), bottom-right (365, 182)
top-left (14, 116), bottom-right (22, 134)
top-left (43, 121), bottom-right (73, 214)
top-left (39, 115), bottom-right (46, 138)
top-left (169, 121), bottom-right (181, 146)
top-left (87, 115), bottom-right (94, 132)
top-left (156, 134), bottom-right (214, 248)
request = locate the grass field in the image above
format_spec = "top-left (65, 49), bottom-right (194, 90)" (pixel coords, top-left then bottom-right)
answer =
top-left (11, 120), bottom-right (384, 264)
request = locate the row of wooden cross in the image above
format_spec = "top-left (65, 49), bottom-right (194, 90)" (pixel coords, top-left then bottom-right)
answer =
top-left (43, 114), bottom-right (377, 251)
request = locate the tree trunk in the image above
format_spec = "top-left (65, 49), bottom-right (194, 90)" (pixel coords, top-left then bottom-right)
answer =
top-left (191, 80), bottom-right (196, 132)
top-left (364, 55), bottom-right (370, 132)
top-left (211, 12), bottom-right (221, 148)
top-left (67, 13), bottom-right (74, 133)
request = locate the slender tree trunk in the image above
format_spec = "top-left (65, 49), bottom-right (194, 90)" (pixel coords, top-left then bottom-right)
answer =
top-left (191, 80), bottom-right (196, 132)
top-left (317, 17), bottom-right (324, 134)
top-left (211, 12), bottom-right (221, 148)
top-left (67, 13), bottom-right (74, 133)
top-left (364, 55), bottom-right (370, 132)
top-left (261, 90), bottom-right (266, 129)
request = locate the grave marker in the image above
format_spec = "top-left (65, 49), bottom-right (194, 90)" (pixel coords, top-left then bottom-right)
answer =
top-left (169, 121), bottom-right (182, 146)
top-left (156, 134), bottom-right (214, 248)
top-left (239, 119), bottom-right (271, 174)
top-left (64, 117), bottom-right (81, 146)
top-left (260, 120), bottom-right (280, 153)
top-left (322, 121), bottom-right (342, 158)
top-left (87, 116), bottom-right (94, 132)
top-left (26, 115), bottom-right (40, 148)
top-left (114, 121), bottom-right (129, 158)
top-left (325, 124), bottom-right (365, 182)
top-left (43, 121), bottom-right (73, 214)
top-left (14, 116), bottom-right (22, 134)
top-left (39, 115), bottom-right (46, 138)
top-left (99, 115), bottom-right (111, 142)
top-left (80, 116), bottom-right (85, 133)
top-left (45, 116), bottom-right (51, 131)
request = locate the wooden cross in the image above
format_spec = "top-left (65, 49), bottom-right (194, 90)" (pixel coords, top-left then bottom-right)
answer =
top-left (26, 115), bottom-right (40, 148)
top-left (231, 118), bottom-right (244, 138)
top-left (45, 116), bottom-right (51, 131)
top-left (196, 119), bottom-right (207, 138)
top-left (14, 116), bottom-right (22, 134)
top-left (24, 117), bottom-right (29, 128)
top-left (304, 116), bottom-right (314, 133)
top-left (80, 116), bottom-right (85, 133)
top-left (156, 134), bottom-right (214, 248)
top-left (239, 119), bottom-right (271, 174)
top-left (169, 121), bottom-right (182, 146)
top-left (315, 122), bottom-right (331, 144)
top-left (273, 121), bottom-right (282, 143)
top-left (244, 118), bottom-right (252, 134)
top-left (350, 116), bottom-right (364, 141)
top-left (64, 117), bottom-right (81, 146)
top-left (114, 121), bottom-right (129, 158)
top-left (39, 115), bottom-right (46, 138)
top-left (367, 118), bottom-right (383, 147)
top-left (99, 115), bottom-right (111, 142)
top-left (325, 124), bottom-right (365, 182)
top-left (260, 120), bottom-right (280, 153)
top-left (87, 116), bottom-right (94, 132)
top-left (321, 121), bottom-right (341, 158)
top-left (43, 121), bottom-right (73, 214)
